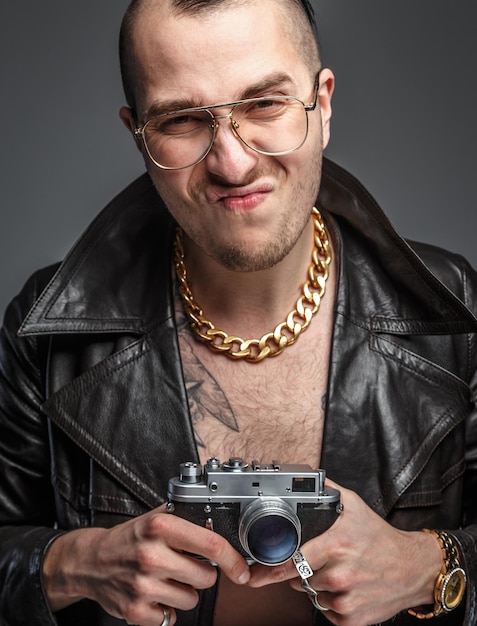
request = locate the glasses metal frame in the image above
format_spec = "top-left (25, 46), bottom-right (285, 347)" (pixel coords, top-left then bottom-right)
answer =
top-left (134, 73), bottom-right (321, 170)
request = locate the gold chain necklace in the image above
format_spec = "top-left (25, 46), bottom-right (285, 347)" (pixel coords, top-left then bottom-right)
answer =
top-left (174, 207), bottom-right (332, 363)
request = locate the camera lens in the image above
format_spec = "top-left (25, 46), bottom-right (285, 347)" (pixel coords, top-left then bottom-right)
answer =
top-left (238, 498), bottom-right (301, 565)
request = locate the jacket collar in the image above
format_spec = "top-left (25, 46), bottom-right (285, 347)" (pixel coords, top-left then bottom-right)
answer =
top-left (319, 159), bottom-right (477, 333)
top-left (19, 158), bottom-right (477, 337)
top-left (19, 174), bottom-right (173, 337)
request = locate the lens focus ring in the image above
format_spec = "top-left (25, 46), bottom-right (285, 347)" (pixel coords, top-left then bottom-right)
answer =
top-left (238, 498), bottom-right (301, 565)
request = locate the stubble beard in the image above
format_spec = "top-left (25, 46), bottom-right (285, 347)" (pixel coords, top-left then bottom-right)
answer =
top-left (209, 153), bottom-right (323, 273)
top-left (214, 211), bottom-right (308, 273)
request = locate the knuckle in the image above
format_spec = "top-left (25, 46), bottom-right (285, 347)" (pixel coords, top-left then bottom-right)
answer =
top-left (127, 572), bottom-right (149, 599)
top-left (122, 601), bottom-right (147, 625)
top-left (144, 511), bottom-right (171, 537)
top-left (271, 566), bottom-right (292, 584)
top-left (330, 594), bottom-right (355, 616)
top-left (322, 568), bottom-right (353, 592)
top-left (181, 588), bottom-right (201, 611)
top-left (135, 544), bottom-right (157, 572)
top-left (204, 529), bottom-right (226, 555)
top-left (202, 530), bottom-right (233, 565)
top-left (197, 563), bottom-right (218, 588)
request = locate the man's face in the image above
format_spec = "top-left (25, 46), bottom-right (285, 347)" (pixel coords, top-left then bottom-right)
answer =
top-left (122, 0), bottom-right (334, 272)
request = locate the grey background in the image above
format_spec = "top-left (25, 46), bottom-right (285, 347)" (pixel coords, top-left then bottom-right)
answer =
top-left (1, 1), bottom-right (475, 320)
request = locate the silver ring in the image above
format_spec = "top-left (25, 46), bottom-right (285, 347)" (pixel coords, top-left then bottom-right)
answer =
top-left (158, 605), bottom-right (172, 626)
top-left (301, 578), bottom-right (329, 612)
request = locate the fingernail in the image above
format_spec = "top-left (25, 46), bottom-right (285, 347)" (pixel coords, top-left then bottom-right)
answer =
top-left (238, 570), bottom-right (250, 585)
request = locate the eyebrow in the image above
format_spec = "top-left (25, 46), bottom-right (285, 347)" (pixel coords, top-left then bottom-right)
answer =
top-left (142, 72), bottom-right (297, 120)
top-left (241, 72), bottom-right (296, 99)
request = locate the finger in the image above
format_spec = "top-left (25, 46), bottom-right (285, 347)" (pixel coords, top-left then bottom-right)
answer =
top-left (324, 477), bottom-right (342, 490)
top-left (288, 578), bottom-right (338, 620)
top-left (250, 535), bottom-right (335, 589)
top-left (191, 526), bottom-right (251, 585)
top-left (146, 513), bottom-right (250, 585)
top-left (109, 565), bottom-right (200, 616)
top-left (248, 557), bottom-right (302, 588)
top-left (155, 549), bottom-right (219, 590)
top-left (289, 573), bottom-right (331, 595)
top-left (154, 604), bottom-right (176, 626)
top-left (122, 600), bottom-right (177, 626)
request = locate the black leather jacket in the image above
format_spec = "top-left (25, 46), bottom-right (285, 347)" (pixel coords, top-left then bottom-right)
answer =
top-left (1, 159), bottom-right (477, 626)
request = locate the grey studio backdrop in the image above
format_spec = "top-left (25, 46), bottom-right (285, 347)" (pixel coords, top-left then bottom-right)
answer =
top-left (0, 2), bottom-right (475, 320)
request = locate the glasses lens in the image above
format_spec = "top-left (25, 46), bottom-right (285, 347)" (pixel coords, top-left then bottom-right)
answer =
top-left (143, 110), bottom-right (214, 169)
top-left (232, 97), bottom-right (308, 156)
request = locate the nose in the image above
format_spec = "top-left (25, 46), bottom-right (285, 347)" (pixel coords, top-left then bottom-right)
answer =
top-left (204, 113), bottom-right (259, 183)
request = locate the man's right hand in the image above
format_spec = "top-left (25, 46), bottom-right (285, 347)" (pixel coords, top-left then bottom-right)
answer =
top-left (42, 504), bottom-right (251, 626)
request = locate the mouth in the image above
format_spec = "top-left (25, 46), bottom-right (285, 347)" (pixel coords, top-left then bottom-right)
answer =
top-left (208, 183), bottom-right (274, 212)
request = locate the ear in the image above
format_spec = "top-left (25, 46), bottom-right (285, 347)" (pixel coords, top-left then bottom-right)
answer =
top-left (119, 106), bottom-right (143, 153)
top-left (317, 68), bottom-right (334, 150)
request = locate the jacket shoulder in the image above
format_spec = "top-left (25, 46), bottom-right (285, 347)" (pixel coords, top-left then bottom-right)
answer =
top-left (409, 239), bottom-right (477, 308)
top-left (2, 263), bottom-right (61, 332)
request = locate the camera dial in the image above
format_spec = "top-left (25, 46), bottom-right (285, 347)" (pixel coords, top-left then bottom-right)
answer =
top-left (222, 458), bottom-right (249, 472)
top-left (179, 462), bottom-right (202, 483)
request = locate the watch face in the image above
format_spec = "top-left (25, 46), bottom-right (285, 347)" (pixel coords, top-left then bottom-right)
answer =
top-left (442, 568), bottom-right (466, 611)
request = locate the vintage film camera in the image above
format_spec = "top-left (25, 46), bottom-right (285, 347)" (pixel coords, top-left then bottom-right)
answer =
top-left (166, 457), bottom-right (342, 566)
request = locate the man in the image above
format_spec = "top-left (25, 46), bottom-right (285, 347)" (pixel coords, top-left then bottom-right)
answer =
top-left (0, 0), bottom-right (476, 625)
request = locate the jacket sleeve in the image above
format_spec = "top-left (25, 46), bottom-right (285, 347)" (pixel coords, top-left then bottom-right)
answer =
top-left (391, 243), bottom-right (477, 625)
top-left (443, 256), bottom-right (477, 625)
top-left (0, 269), bottom-right (63, 626)
top-left (453, 299), bottom-right (477, 625)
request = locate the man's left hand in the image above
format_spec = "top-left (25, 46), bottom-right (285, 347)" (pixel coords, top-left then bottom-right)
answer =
top-left (247, 480), bottom-right (442, 626)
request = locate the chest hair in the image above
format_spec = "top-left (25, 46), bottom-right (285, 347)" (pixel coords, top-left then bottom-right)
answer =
top-left (177, 322), bottom-right (330, 469)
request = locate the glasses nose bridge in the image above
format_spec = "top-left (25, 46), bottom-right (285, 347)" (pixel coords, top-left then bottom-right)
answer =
top-left (210, 106), bottom-right (240, 139)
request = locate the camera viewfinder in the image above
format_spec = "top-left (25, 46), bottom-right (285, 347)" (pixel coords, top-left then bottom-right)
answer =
top-left (292, 477), bottom-right (315, 493)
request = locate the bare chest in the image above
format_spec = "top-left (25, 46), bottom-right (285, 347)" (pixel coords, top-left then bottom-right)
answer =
top-left (178, 328), bottom-right (331, 470)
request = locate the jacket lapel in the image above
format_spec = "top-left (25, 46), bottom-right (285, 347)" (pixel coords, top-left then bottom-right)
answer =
top-left (322, 304), bottom-right (472, 518)
top-left (42, 320), bottom-right (198, 508)
top-left (320, 207), bottom-right (476, 518)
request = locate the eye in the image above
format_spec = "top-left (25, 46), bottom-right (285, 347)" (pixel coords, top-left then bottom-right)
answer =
top-left (241, 98), bottom-right (289, 120)
top-left (255, 98), bottom-right (281, 109)
top-left (149, 112), bottom-right (209, 136)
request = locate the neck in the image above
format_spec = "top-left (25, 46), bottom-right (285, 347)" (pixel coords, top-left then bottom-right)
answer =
top-left (180, 217), bottom-right (317, 339)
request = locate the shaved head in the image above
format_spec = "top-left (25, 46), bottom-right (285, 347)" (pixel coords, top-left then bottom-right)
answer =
top-left (119, 0), bottom-right (321, 112)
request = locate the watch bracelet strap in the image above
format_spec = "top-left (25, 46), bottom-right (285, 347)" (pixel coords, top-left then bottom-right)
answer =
top-left (408, 529), bottom-right (465, 619)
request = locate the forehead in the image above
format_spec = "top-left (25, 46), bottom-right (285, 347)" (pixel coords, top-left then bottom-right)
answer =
top-left (131, 0), bottom-right (312, 116)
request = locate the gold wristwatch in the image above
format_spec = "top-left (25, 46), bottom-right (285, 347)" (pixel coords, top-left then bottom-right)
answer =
top-left (408, 529), bottom-right (466, 619)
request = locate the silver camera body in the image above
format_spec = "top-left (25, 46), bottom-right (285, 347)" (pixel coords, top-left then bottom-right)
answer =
top-left (167, 457), bottom-right (341, 566)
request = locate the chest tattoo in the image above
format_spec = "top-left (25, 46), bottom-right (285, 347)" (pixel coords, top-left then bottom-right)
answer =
top-left (175, 289), bottom-right (239, 449)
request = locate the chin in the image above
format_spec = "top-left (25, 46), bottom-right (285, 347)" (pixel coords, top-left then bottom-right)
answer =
top-left (215, 240), bottom-right (292, 273)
